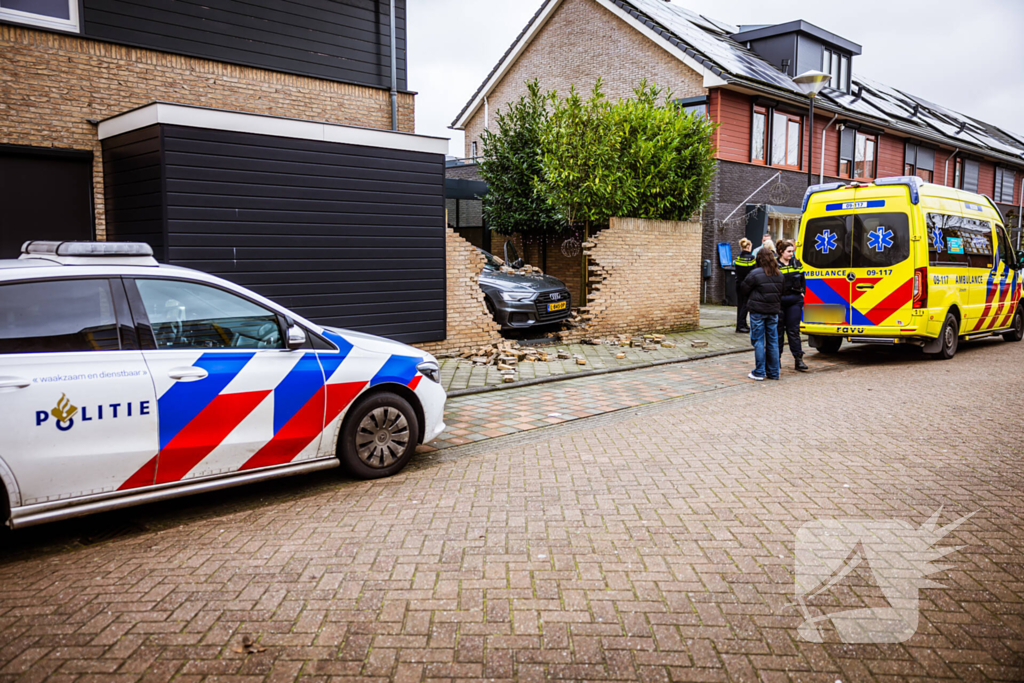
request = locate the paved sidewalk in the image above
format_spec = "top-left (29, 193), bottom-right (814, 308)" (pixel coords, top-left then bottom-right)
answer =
top-left (437, 305), bottom-right (745, 394)
top-left (425, 345), bottom-right (846, 451)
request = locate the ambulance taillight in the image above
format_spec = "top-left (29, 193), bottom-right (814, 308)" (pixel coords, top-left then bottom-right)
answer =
top-left (912, 267), bottom-right (928, 308)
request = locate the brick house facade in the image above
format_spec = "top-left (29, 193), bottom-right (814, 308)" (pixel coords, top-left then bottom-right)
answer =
top-left (451, 0), bottom-right (1024, 305)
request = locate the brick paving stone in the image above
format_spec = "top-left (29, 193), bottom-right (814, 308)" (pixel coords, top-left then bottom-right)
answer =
top-left (1, 339), bottom-right (1023, 682)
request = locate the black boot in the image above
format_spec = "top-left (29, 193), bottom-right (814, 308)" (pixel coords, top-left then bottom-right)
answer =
top-left (736, 326), bottom-right (749, 333)
top-left (795, 355), bottom-right (808, 372)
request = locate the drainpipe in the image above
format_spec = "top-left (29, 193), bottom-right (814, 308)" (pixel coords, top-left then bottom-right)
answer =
top-left (944, 148), bottom-right (960, 187)
top-left (819, 112), bottom-right (839, 183)
top-left (389, 0), bottom-right (398, 131)
top-left (484, 96), bottom-right (489, 129)
top-left (1018, 176), bottom-right (1023, 251)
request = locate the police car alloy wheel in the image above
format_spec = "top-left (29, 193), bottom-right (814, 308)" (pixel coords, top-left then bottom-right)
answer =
top-left (341, 392), bottom-right (419, 479)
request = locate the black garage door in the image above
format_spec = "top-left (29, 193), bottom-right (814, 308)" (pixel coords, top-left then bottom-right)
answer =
top-left (0, 148), bottom-right (93, 259)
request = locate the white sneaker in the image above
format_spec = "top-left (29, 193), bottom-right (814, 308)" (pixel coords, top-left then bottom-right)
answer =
top-left (748, 372), bottom-right (765, 381)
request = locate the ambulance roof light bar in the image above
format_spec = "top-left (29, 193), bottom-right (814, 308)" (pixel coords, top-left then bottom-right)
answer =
top-left (22, 241), bottom-right (154, 257)
top-left (802, 182), bottom-right (845, 212)
top-left (874, 176), bottom-right (924, 205)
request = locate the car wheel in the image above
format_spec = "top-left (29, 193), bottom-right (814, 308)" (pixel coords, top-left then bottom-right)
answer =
top-left (1003, 306), bottom-right (1024, 342)
top-left (339, 392), bottom-right (419, 479)
top-left (929, 313), bottom-right (959, 360)
top-left (816, 336), bottom-right (843, 354)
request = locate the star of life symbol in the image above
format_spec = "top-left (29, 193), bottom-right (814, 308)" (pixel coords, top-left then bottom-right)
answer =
top-left (931, 227), bottom-right (944, 252)
top-left (793, 508), bottom-right (975, 643)
top-left (868, 226), bottom-right (894, 252)
top-left (815, 230), bottom-right (838, 254)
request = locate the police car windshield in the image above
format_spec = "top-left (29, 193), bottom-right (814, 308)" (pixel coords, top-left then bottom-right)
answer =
top-left (804, 212), bottom-right (910, 269)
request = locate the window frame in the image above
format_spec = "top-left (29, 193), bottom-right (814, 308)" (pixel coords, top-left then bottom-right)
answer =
top-left (770, 110), bottom-right (803, 171)
top-left (0, 0), bottom-right (80, 32)
top-left (750, 105), bottom-right (768, 165)
top-left (852, 132), bottom-right (877, 181)
top-left (995, 167), bottom-right (1017, 204)
top-left (954, 158), bottom-right (963, 189)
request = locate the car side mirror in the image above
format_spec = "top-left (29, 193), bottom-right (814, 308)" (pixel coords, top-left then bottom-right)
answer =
top-left (286, 325), bottom-right (307, 350)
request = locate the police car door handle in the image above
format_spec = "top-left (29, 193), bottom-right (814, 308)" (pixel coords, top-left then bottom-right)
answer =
top-left (0, 376), bottom-right (31, 389)
top-left (167, 366), bottom-right (209, 382)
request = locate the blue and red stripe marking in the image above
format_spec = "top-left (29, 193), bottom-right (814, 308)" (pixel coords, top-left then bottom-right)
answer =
top-left (805, 277), bottom-right (911, 327)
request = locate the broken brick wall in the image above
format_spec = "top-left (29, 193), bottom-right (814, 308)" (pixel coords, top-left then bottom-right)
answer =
top-left (569, 217), bottom-right (702, 339)
top-left (416, 227), bottom-right (503, 356)
top-left (489, 232), bottom-right (584, 306)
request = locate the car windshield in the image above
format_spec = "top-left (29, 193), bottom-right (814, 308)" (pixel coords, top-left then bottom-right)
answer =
top-left (478, 249), bottom-right (504, 271)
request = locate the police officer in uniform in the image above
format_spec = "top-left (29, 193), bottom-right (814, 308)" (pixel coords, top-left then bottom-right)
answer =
top-left (776, 240), bottom-right (808, 371)
top-left (734, 238), bottom-right (755, 333)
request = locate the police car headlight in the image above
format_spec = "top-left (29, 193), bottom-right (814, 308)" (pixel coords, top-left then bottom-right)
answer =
top-left (416, 361), bottom-right (441, 384)
top-left (500, 291), bottom-right (537, 302)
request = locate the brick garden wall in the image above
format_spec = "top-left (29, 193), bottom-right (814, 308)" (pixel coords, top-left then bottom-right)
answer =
top-left (462, 0), bottom-right (705, 158)
top-left (0, 24), bottom-right (415, 238)
top-left (572, 217), bottom-right (702, 338)
top-left (416, 228), bottom-right (502, 356)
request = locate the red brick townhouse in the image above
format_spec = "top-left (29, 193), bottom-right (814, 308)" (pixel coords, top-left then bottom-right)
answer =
top-left (1, 0), bottom-right (454, 345)
top-left (450, 0), bottom-right (1024, 304)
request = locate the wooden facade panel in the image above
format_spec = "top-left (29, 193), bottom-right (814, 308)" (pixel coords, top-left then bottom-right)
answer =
top-left (102, 123), bottom-right (447, 344)
top-left (82, 0), bottom-right (406, 90)
top-left (876, 134), bottom-right (904, 178)
top-left (713, 89), bottom-right (752, 164)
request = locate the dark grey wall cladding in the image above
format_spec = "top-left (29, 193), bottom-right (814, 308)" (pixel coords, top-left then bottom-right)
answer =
top-left (82, 0), bottom-right (406, 90)
top-left (102, 123), bottom-right (446, 344)
top-left (102, 124), bottom-right (166, 262)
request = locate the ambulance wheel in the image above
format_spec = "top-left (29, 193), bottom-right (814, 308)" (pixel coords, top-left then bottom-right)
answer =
top-left (930, 313), bottom-right (959, 360)
top-left (1003, 306), bottom-right (1024, 342)
top-left (339, 391), bottom-right (419, 479)
top-left (816, 337), bottom-right (843, 354)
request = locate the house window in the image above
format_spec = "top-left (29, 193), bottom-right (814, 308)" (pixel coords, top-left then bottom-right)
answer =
top-left (0, 0), bottom-right (79, 32)
top-left (839, 127), bottom-right (855, 178)
top-left (771, 111), bottom-right (801, 169)
top-left (471, 141), bottom-right (478, 158)
top-left (853, 132), bottom-right (877, 179)
top-left (904, 142), bottom-right (934, 183)
top-left (954, 158), bottom-right (962, 189)
top-left (839, 55), bottom-right (849, 92)
top-left (676, 96), bottom-right (709, 118)
top-left (822, 48), bottom-right (845, 91)
top-left (994, 167), bottom-right (1016, 204)
top-left (961, 159), bottom-right (980, 193)
top-left (751, 106), bottom-right (767, 164)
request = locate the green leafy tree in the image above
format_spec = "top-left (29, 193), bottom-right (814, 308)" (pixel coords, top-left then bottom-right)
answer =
top-left (479, 80), bottom-right (561, 237)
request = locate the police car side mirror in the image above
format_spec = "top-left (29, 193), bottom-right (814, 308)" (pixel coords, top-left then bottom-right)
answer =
top-left (286, 325), bottom-right (307, 350)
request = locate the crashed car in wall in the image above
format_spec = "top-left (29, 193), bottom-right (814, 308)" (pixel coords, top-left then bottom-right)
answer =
top-left (477, 242), bottom-right (572, 330)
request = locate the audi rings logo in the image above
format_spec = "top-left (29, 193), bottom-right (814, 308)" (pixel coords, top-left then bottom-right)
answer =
top-left (550, 293), bottom-right (561, 300)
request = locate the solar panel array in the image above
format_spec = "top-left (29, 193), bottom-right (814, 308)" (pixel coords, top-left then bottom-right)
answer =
top-left (622, 0), bottom-right (1024, 166)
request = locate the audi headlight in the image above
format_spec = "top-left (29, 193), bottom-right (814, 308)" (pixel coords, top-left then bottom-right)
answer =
top-left (500, 291), bottom-right (537, 302)
top-left (416, 360), bottom-right (441, 384)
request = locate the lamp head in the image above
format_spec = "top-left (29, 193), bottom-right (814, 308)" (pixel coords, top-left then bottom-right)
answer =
top-left (793, 70), bottom-right (832, 98)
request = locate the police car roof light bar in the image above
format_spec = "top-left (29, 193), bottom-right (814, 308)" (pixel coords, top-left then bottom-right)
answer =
top-left (873, 176), bottom-right (924, 205)
top-left (22, 241), bottom-right (155, 257)
top-left (801, 182), bottom-right (846, 213)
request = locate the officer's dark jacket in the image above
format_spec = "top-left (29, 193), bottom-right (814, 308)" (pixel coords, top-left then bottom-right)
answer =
top-left (778, 257), bottom-right (806, 298)
top-left (734, 250), bottom-right (756, 284)
top-left (738, 267), bottom-right (784, 315)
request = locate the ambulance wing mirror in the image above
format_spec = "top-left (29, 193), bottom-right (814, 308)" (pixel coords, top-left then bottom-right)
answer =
top-left (286, 325), bottom-right (308, 350)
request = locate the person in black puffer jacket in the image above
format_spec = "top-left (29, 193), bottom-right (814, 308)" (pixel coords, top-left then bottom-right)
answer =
top-left (776, 240), bottom-right (808, 372)
top-left (738, 249), bottom-right (784, 381)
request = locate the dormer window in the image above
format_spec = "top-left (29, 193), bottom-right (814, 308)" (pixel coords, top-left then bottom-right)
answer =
top-left (822, 48), bottom-right (850, 92)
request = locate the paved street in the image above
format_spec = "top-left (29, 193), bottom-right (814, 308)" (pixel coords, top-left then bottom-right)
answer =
top-left (2, 339), bottom-right (1023, 682)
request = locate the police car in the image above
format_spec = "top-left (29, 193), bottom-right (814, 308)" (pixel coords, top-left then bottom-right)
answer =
top-left (0, 241), bottom-right (447, 529)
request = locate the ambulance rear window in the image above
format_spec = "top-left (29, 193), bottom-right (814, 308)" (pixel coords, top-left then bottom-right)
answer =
top-left (803, 216), bottom-right (849, 269)
top-left (851, 213), bottom-right (910, 268)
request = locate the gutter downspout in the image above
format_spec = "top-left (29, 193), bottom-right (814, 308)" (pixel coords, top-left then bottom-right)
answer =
top-left (389, 0), bottom-right (398, 131)
top-left (819, 112), bottom-right (839, 184)
top-left (1018, 175), bottom-right (1023, 251)
top-left (484, 96), bottom-right (489, 129)
top-left (944, 148), bottom-right (960, 187)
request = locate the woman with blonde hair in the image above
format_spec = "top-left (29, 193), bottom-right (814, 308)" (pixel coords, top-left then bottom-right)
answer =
top-left (734, 237), bottom-right (755, 333)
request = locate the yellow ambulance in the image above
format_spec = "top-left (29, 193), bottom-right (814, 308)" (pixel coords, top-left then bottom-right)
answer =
top-left (798, 176), bottom-right (1023, 359)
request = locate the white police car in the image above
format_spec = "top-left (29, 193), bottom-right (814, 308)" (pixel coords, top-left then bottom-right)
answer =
top-left (0, 241), bottom-right (447, 529)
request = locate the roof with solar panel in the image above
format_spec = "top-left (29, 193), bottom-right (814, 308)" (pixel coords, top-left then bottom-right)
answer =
top-left (453, 0), bottom-right (1024, 168)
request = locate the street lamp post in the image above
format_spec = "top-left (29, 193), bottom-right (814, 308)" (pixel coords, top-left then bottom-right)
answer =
top-left (793, 71), bottom-right (833, 188)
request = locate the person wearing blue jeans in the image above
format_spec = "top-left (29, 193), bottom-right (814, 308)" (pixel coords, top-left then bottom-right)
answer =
top-left (748, 312), bottom-right (780, 380)
top-left (738, 249), bottom-right (784, 381)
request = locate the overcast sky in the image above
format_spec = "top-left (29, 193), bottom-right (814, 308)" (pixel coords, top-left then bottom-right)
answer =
top-left (407, 0), bottom-right (1024, 156)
